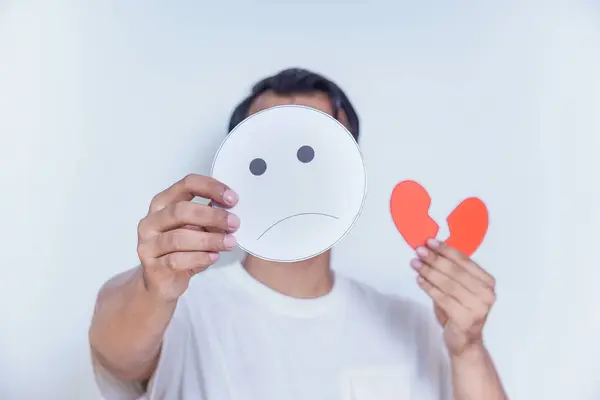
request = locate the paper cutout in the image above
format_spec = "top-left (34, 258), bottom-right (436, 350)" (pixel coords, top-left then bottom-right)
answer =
top-left (211, 105), bottom-right (366, 262)
top-left (390, 180), bottom-right (488, 257)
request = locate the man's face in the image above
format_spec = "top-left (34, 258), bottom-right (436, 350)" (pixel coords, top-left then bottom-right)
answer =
top-left (211, 90), bottom-right (365, 262)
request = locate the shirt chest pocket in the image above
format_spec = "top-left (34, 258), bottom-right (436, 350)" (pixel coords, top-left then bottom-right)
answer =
top-left (339, 366), bottom-right (412, 400)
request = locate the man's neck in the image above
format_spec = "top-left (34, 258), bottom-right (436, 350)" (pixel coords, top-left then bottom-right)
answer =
top-left (242, 251), bottom-right (333, 299)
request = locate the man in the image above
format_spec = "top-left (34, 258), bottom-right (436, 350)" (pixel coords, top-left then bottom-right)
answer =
top-left (89, 68), bottom-right (507, 400)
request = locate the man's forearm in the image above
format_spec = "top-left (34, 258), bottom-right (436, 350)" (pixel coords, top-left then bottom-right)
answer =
top-left (450, 344), bottom-right (507, 400)
top-left (89, 267), bottom-right (177, 381)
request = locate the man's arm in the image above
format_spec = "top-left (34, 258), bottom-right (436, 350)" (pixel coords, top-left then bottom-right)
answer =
top-left (89, 267), bottom-right (176, 381)
top-left (450, 344), bottom-right (507, 400)
top-left (410, 238), bottom-right (508, 400)
top-left (89, 174), bottom-right (240, 384)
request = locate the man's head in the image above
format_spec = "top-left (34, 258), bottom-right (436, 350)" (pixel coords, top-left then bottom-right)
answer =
top-left (228, 68), bottom-right (360, 141)
top-left (212, 68), bottom-right (365, 262)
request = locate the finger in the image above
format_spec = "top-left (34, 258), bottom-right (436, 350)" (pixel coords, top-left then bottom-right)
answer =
top-left (204, 201), bottom-right (227, 234)
top-left (415, 246), bottom-right (495, 306)
top-left (141, 230), bottom-right (237, 258)
top-left (182, 224), bottom-right (205, 232)
top-left (416, 275), bottom-right (470, 327)
top-left (188, 265), bottom-right (211, 277)
top-left (156, 251), bottom-right (220, 272)
top-left (149, 174), bottom-right (238, 214)
top-left (142, 202), bottom-right (240, 235)
top-left (426, 239), bottom-right (496, 289)
top-left (411, 258), bottom-right (483, 312)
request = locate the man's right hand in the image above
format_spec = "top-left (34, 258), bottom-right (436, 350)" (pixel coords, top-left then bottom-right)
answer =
top-left (136, 174), bottom-right (240, 302)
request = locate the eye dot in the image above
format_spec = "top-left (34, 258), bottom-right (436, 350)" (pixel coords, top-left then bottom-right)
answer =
top-left (249, 158), bottom-right (267, 176)
top-left (297, 145), bottom-right (315, 163)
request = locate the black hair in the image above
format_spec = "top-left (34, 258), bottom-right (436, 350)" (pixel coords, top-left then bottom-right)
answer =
top-left (228, 68), bottom-right (360, 141)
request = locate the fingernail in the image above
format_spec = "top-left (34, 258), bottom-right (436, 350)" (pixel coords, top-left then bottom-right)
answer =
top-left (227, 213), bottom-right (240, 230)
top-left (223, 189), bottom-right (238, 206)
top-left (223, 234), bottom-right (237, 250)
top-left (416, 247), bottom-right (429, 257)
top-left (410, 259), bottom-right (422, 269)
top-left (427, 238), bottom-right (440, 248)
top-left (209, 252), bottom-right (220, 261)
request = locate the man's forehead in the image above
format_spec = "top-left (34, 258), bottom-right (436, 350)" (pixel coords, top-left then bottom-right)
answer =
top-left (248, 91), bottom-right (334, 115)
top-left (248, 90), bottom-right (350, 131)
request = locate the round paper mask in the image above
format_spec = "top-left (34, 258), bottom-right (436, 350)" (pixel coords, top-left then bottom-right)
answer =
top-left (211, 105), bottom-right (367, 262)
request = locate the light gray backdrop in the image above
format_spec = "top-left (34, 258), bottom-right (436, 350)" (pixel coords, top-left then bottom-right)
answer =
top-left (1, 0), bottom-right (599, 399)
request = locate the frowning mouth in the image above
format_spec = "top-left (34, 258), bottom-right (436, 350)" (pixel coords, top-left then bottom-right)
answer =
top-left (256, 212), bottom-right (339, 240)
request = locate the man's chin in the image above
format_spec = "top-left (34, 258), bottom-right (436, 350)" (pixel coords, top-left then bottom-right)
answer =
top-left (247, 236), bottom-right (336, 263)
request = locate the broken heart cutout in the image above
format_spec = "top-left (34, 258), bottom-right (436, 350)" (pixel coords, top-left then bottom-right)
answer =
top-left (390, 180), bottom-right (488, 257)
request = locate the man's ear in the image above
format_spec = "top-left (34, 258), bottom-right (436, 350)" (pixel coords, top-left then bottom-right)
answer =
top-left (337, 109), bottom-right (352, 135)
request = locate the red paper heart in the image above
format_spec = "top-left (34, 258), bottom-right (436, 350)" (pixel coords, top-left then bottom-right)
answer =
top-left (390, 180), bottom-right (488, 257)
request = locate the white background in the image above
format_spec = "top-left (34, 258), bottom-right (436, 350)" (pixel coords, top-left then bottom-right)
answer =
top-left (1, 1), bottom-right (599, 399)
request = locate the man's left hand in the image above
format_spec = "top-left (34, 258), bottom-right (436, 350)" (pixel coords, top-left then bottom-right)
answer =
top-left (410, 238), bottom-right (496, 357)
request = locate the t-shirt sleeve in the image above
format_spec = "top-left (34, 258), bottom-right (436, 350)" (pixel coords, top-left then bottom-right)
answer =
top-left (92, 357), bottom-right (145, 400)
top-left (412, 301), bottom-right (453, 400)
top-left (145, 299), bottom-right (191, 399)
top-left (91, 297), bottom-right (191, 400)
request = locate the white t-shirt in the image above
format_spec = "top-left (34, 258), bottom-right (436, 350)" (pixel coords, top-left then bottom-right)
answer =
top-left (93, 261), bottom-right (452, 400)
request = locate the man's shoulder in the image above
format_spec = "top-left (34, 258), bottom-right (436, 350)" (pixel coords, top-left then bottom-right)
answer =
top-left (340, 274), bottom-right (423, 311)
top-left (185, 265), bottom-right (431, 319)
top-left (339, 274), bottom-right (436, 332)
